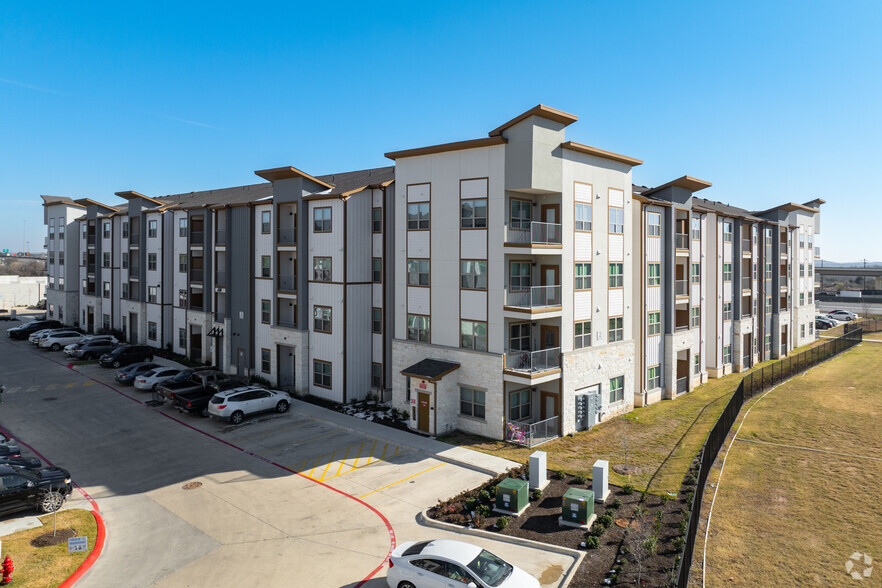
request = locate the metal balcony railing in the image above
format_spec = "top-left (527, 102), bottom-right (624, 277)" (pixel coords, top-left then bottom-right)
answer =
top-left (190, 269), bottom-right (204, 283)
top-left (742, 276), bottom-right (751, 290)
top-left (279, 275), bottom-right (296, 292)
top-left (505, 221), bottom-right (562, 246)
top-left (814, 246), bottom-right (820, 258)
top-left (189, 231), bottom-right (204, 245)
top-left (505, 285), bottom-right (561, 309)
top-left (215, 272), bottom-right (226, 287)
top-left (505, 347), bottom-right (561, 374)
top-left (278, 227), bottom-right (297, 245)
top-left (742, 239), bottom-right (751, 252)
top-left (675, 233), bottom-right (689, 250)
top-left (676, 279), bottom-right (688, 296)
top-left (505, 416), bottom-right (559, 447)
top-left (276, 318), bottom-right (297, 328)
top-left (87, 234), bottom-right (96, 245)
top-left (215, 230), bottom-right (226, 246)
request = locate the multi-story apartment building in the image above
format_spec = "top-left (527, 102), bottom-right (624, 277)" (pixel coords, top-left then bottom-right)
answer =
top-left (41, 104), bottom-right (823, 443)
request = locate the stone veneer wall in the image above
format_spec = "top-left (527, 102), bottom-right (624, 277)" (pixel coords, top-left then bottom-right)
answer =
top-left (561, 340), bottom-right (635, 435)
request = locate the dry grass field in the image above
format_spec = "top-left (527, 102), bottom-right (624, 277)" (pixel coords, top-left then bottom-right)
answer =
top-left (701, 343), bottom-right (882, 586)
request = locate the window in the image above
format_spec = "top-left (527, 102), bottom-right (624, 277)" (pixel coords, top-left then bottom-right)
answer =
top-left (122, 222), bottom-right (129, 238)
top-left (58, 277), bottom-right (64, 289)
top-left (148, 253), bottom-right (157, 271)
top-left (179, 289), bottom-right (187, 308)
top-left (313, 306), bottom-right (332, 333)
top-left (372, 258), bottom-right (382, 283)
top-left (122, 283), bottom-right (129, 299)
top-left (121, 252), bottom-right (128, 269)
top-left (148, 286), bottom-right (158, 303)
top-left (723, 302), bottom-right (732, 321)
top-left (808, 292), bottom-right (813, 304)
top-left (82, 252), bottom-right (87, 266)
top-left (460, 387), bottom-right (485, 419)
top-left (407, 315), bottom-right (430, 342)
top-left (764, 335), bottom-right (772, 355)
top-left (799, 233), bottom-right (805, 248)
top-left (59, 251), bottom-right (64, 266)
top-left (371, 207), bottom-right (382, 233)
top-left (576, 203), bottom-right (593, 231)
top-left (407, 259), bottom-right (430, 286)
top-left (509, 262), bottom-right (531, 290)
top-left (261, 211), bottom-right (271, 234)
top-left (691, 263), bottom-right (700, 284)
top-left (808, 264), bottom-right (813, 277)
top-left (575, 263), bottom-right (592, 290)
top-left (510, 199), bottom-right (531, 228)
top-left (648, 263), bottom-right (661, 286)
top-left (177, 254), bottom-right (186, 273)
top-left (765, 228), bottom-right (772, 246)
top-left (460, 320), bottom-right (487, 351)
top-left (799, 292), bottom-right (805, 306)
top-left (575, 320), bottom-right (592, 349)
top-left (509, 323), bottom-right (531, 351)
top-left (260, 256), bottom-right (271, 278)
top-left (103, 282), bottom-right (110, 298)
top-left (148, 321), bottom-right (157, 341)
top-left (648, 366), bottom-right (660, 389)
top-left (694, 353), bottom-right (701, 374)
top-left (691, 307), bottom-right (700, 328)
top-left (103, 252), bottom-right (111, 267)
top-left (103, 221), bottom-right (111, 238)
top-left (723, 263), bottom-right (732, 282)
top-left (407, 202), bottom-right (430, 230)
top-left (799, 263), bottom-right (805, 277)
top-left (461, 199), bottom-right (487, 229)
top-left (647, 212), bottom-right (660, 236)
top-left (372, 308), bottom-right (382, 334)
top-left (460, 260), bottom-right (487, 290)
top-left (178, 328), bottom-right (186, 350)
top-left (313, 257), bottom-right (331, 281)
top-left (766, 297), bottom-right (772, 313)
top-left (691, 218), bottom-right (701, 240)
top-left (82, 224), bottom-right (87, 238)
top-left (179, 218), bottom-right (188, 237)
top-left (313, 360), bottom-right (331, 388)
top-left (609, 207), bottom-right (624, 234)
top-left (800, 324), bottom-right (806, 338)
top-left (608, 317), bottom-right (623, 342)
top-left (723, 221), bottom-right (733, 242)
top-left (313, 207), bottom-right (331, 232)
top-left (765, 263), bottom-right (772, 280)
top-left (371, 363), bottom-right (382, 388)
top-left (148, 220), bottom-right (157, 238)
top-left (509, 388), bottom-right (530, 421)
top-left (261, 349), bottom-right (271, 373)
top-left (723, 345), bottom-right (732, 364)
top-left (609, 375), bottom-right (624, 403)
top-left (608, 263), bottom-right (623, 288)
top-left (648, 312), bottom-right (661, 336)
top-left (261, 300), bottom-right (270, 324)
top-left (809, 322), bottom-right (814, 335)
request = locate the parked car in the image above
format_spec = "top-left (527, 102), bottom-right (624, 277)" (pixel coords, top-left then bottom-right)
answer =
top-left (208, 386), bottom-right (290, 424)
top-left (815, 317), bottom-right (835, 330)
top-left (0, 456), bottom-right (42, 470)
top-left (174, 377), bottom-right (250, 417)
top-left (7, 320), bottom-right (62, 340)
top-left (816, 314), bottom-right (840, 327)
top-left (73, 338), bottom-right (119, 360)
top-left (30, 327), bottom-right (80, 345)
top-left (157, 369), bottom-right (242, 401)
top-left (133, 367), bottom-right (182, 391)
top-left (0, 310), bottom-right (12, 321)
top-left (0, 464), bottom-right (73, 515)
top-left (827, 310), bottom-right (859, 322)
top-left (64, 335), bottom-right (118, 356)
top-left (39, 330), bottom-right (88, 351)
top-left (386, 539), bottom-right (540, 588)
top-left (0, 445), bottom-right (22, 459)
top-left (99, 345), bottom-right (154, 368)
top-left (114, 362), bottom-right (160, 385)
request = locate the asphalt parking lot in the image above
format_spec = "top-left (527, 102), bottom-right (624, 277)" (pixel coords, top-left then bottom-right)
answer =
top-left (0, 322), bottom-right (578, 587)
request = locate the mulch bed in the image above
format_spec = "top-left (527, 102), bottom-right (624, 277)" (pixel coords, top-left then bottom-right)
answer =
top-left (30, 527), bottom-right (78, 548)
top-left (296, 396), bottom-right (411, 432)
top-left (429, 462), bottom-right (701, 586)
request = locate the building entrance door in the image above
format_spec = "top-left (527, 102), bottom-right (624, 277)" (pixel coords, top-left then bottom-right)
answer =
top-left (418, 392), bottom-right (431, 433)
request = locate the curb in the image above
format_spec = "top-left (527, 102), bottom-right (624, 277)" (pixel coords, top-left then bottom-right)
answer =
top-left (416, 510), bottom-right (585, 588)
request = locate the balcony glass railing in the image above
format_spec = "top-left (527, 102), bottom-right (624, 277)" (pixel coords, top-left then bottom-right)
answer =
top-left (742, 239), bottom-right (751, 252)
top-left (742, 277), bottom-right (751, 290)
top-left (505, 285), bottom-right (561, 309)
top-left (279, 275), bottom-right (296, 292)
top-left (505, 347), bottom-right (561, 374)
top-left (676, 279), bottom-right (688, 296)
top-left (278, 227), bottom-right (297, 245)
top-left (675, 234), bottom-right (689, 250)
top-left (506, 221), bottom-right (562, 246)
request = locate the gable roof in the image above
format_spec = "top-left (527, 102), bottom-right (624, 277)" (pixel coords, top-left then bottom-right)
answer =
top-left (488, 104), bottom-right (579, 137)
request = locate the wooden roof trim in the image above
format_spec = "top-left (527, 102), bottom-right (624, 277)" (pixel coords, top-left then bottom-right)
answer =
top-left (633, 194), bottom-right (673, 207)
top-left (560, 141), bottom-right (643, 166)
top-left (488, 105), bottom-right (579, 137)
top-left (754, 202), bottom-right (820, 216)
top-left (384, 136), bottom-right (507, 160)
top-left (641, 175), bottom-right (712, 196)
top-left (253, 166), bottom-right (334, 189)
top-left (114, 190), bottom-right (166, 205)
top-left (40, 196), bottom-right (86, 209)
top-left (73, 198), bottom-right (119, 211)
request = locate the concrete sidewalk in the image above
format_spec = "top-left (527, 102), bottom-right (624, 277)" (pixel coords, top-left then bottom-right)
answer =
top-left (291, 398), bottom-right (519, 475)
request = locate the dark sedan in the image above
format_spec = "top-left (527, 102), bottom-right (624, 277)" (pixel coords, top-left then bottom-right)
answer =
top-left (114, 362), bottom-right (160, 385)
top-left (99, 345), bottom-right (155, 368)
top-left (6, 319), bottom-right (63, 340)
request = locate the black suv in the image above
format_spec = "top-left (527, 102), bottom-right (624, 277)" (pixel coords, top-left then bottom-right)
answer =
top-left (0, 464), bottom-right (73, 515)
top-left (6, 320), bottom-right (63, 340)
top-left (74, 338), bottom-right (119, 360)
top-left (99, 345), bottom-right (155, 368)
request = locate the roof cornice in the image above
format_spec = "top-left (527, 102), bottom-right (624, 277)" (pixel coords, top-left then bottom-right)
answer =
top-left (560, 141), bottom-right (643, 167)
top-left (384, 136), bottom-right (507, 160)
top-left (488, 104), bottom-right (579, 137)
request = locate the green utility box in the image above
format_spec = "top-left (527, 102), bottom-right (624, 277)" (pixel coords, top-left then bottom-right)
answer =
top-left (495, 478), bottom-right (528, 515)
top-left (561, 487), bottom-right (595, 526)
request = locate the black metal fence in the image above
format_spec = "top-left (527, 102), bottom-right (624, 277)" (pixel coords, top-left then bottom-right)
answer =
top-left (846, 318), bottom-right (882, 334)
top-left (676, 328), bottom-right (863, 587)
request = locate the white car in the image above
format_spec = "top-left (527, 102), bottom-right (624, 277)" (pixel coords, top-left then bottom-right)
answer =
top-left (816, 314), bottom-right (840, 327)
top-left (63, 335), bottom-right (117, 356)
top-left (133, 367), bottom-right (183, 391)
top-left (39, 331), bottom-right (89, 351)
top-left (29, 328), bottom-right (63, 344)
top-left (386, 540), bottom-right (540, 588)
top-left (207, 386), bottom-right (290, 424)
top-left (827, 310), bottom-right (859, 322)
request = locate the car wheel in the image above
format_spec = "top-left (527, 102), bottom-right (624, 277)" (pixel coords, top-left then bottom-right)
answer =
top-left (230, 411), bottom-right (244, 425)
top-left (397, 582), bottom-right (416, 588)
top-left (113, 361), bottom-right (121, 368)
top-left (39, 491), bottom-right (65, 513)
top-left (201, 406), bottom-right (210, 418)
top-left (51, 343), bottom-right (61, 351)
top-left (276, 400), bottom-right (289, 413)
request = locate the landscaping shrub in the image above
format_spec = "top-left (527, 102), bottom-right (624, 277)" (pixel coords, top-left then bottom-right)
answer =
top-left (553, 470), bottom-right (566, 480)
top-left (596, 514), bottom-right (614, 528)
top-left (589, 522), bottom-right (606, 537)
top-left (571, 474), bottom-right (587, 485)
top-left (622, 483), bottom-right (635, 495)
top-left (678, 517), bottom-right (689, 535)
top-left (476, 504), bottom-right (491, 517)
top-left (584, 535), bottom-right (600, 549)
top-left (487, 485), bottom-right (497, 498)
top-left (612, 498), bottom-right (623, 509)
top-left (464, 497), bottom-right (477, 510)
top-left (673, 536), bottom-right (685, 551)
top-left (643, 534), bottom-right (659, 555)
top-left (479, 490), bottom-right (491, 504)
top-left (530, 488), bottom-right (542, 501)
top-left (496, 516), bottom-right (510, 530)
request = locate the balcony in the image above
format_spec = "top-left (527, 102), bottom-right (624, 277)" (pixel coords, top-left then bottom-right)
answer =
top-left (505, 347), bottom-right (561, 374)
top-left (742, 239), bottom-right (752, 254)
top-left (87, 234), bottom-right (96, 246)
top-left (190, 269), bottom-right (204, 283)
top-left (215, 272), bottom-right (226, 287)
top-left (215, 230), bottom-right (226, 247)
top-left (505, 286), bottom-right (561, 310)
top-left (279, 275), bottom-right (296, 292)
top-left (742, 276), bottom-right (751, 291)
top-left (675, 233), bottom-right (689, 250)
top-left (278, 227), bottom-right (297, 245)
top-left (276, 318), bottom-right (297, 329)
top-left (505, 416), bottom-right (560, 447)
top-left (676, 279), bottom-right (688, 297)
top-left (814, 246), bottom-right (820, 259)
top-left (129, 288), bottom-right (140, 301)
top-left (505, 221), bottom-right (562, 247)
top-left (87, 264), bottom-right (96, 275)
top-left (189, 231), bottom-right (204, 246)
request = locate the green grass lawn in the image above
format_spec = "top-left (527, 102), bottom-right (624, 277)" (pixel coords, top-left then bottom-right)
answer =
top-left (441, 340), bottom-right (826, 495)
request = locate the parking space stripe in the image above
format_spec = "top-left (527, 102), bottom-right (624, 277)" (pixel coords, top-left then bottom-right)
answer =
top-left (306, 455), bottom-right (323, 479)
top-left (358, 463), bottom-right (447, 499)
top-left (46, 383), bottom-right (58, 390)
top-left (334, 445), bottom-right (353, 478)
top-left (318, 450), bottom-right (338, 481)
top-left (363, 440), bottom-right (378, 466)
top-left (26, 385), bottom-right (39, 392)
top-left (65, 382), bottom-right (77, 388)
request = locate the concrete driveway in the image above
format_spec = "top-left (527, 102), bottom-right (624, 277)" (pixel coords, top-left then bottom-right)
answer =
top-left (0, 327), bottom-right (577, 587)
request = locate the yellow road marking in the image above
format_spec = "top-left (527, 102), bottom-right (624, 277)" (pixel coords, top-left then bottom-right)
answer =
top-left (83, 381), bottom-right (94, 387)
top-left (379, 443), bottom-right (389, 462)
top-left (317, 450), bottom-right (337, 481)
top-left (46, 384), bottom-right (58, 391)
top-left (359, 463), bottom-right (447, 499)
top-left (350, 442), bottom-right (367, 471)
top-left (363, 440), bottom-right (378, 466)
top-left (305, 455), bottom-right (323, 479)
top-left (26, 386), bottom-right (39, 392)
top-left (334, 445), bottom-right (353, 478)
top-left (65, 382), bottom-right (77, 389)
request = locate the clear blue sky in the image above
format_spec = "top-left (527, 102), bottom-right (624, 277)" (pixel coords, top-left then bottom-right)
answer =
top-left (1, 1), bottom-right (879, 261)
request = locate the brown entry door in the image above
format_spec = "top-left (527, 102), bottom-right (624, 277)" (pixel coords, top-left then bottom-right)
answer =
top-left (540, 325), bottom-right (559, 349)
top-left (541, 204), bottom-right (560, 225)
top-left (418, 392), bottom-right (431, 432)
top-left (540, 391), bottom-right (559, 420)
top-left (540, 265), bottom-right (559, 286)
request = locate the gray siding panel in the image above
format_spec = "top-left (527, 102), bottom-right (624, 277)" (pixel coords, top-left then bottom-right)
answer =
top-left (229, 206), bottom-right (253, 370)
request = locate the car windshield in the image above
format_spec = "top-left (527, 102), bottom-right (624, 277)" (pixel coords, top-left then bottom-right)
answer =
top-left (467, 549), bottom-right (513, 587)
top-left (172, 371), bottom-right (193, 382)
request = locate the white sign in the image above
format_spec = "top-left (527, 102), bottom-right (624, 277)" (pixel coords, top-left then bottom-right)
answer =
top-left (68, 536), bottom-right (88, 553)
top-left (570, 502), bottom-right (579, 511)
